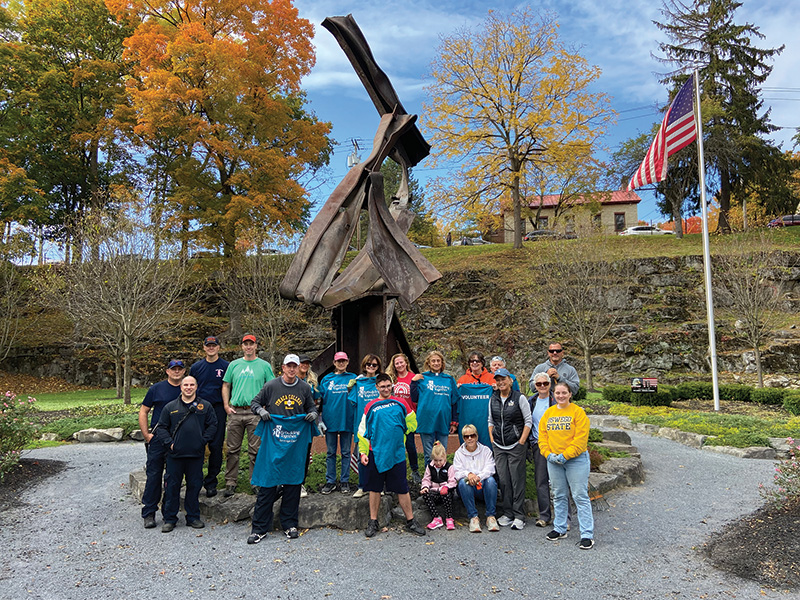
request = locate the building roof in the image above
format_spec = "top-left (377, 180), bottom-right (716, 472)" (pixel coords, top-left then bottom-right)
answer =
top-left (527, 189), bottom-right (642, 209)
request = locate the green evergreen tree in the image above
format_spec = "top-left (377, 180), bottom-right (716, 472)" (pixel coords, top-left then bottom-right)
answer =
top-left (654, 0), bottom-right (787, 232)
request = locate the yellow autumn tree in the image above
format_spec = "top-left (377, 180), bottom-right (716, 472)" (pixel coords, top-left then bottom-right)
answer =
top-left (423, 9), bottom-right (613, 248)
top-left (106, 0), bottom-right (332, 256)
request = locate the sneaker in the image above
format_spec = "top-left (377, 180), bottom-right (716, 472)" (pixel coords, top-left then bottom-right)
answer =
top-left (469, 517), bottom-right (482, 533)
top-left (300, 485), bottom-right (308, 498)
top-left (579, 538), bottom-right (595, 550)
top-left (143, 515), bottom-right (156, 529)
top-left (161, 522), bottom-right (175, 533)
top-left (188, 520), bottom-right (205, 529)
top-left (427, 517), bottom-right (443, 530)
top-left (535, 519), bottom-right (548, 527)
top-left (206, 487), bottom-right (218, 498)
top-left (445, 518), bottom-right (455, 530)
top-left (365, 519), bottom-right (380, 538)
top-left (486, 516), bottom-right (500, 532)
top-left (247, 532), bottom-right (267, 545)
top-left (320, 482), bottom-right (337, 495)
top-left (340, 482), bottom-right (351, 494)
top-left (511, 518), bottom-right (525, 530)
top-left (546, 529), bottom-right (567, 541)
top-left (223, 486), bottom-right (236, 497)
top-left (352, 488), bottom-right (366, 498)
top-left (405, 519), bottom-right (427, 536)
top-left (284, 527), bottom-right (299, 539)
top-left (497, 515), bottom-right (514, 527)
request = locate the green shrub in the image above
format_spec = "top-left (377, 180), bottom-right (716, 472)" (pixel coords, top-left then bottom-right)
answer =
top-left (761, 438), bottom-right (800, 506)
top-left (588, 428), bottom-right (603, 443)
top-left (71, 402), bottom-right (139, 418)
top-left (783, 392), bottom-right (800, 416)
top-left (602, 385), bottom-right (631, 403)
top-left (574, 385), bottom-right (587, 402)
top-left (750, 387), bottom-right (786, 405)
top-left (674, 381), bottom-right (714, 400)
top-left (1, 392), bottom-right (39, 481)
top-left (703, 432), bottom-right (771, 447)
top-left (631, 389), bottom-right (673, 407)
top-left (718, 384), bottom-right (753, 403)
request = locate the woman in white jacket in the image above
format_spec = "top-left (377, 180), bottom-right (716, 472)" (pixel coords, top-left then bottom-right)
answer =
top-left (453, 423), bottom-right (499, 533)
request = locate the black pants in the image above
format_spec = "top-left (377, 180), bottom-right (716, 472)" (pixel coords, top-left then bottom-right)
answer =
top-left (422, 489), bottom-right (454, 519)
top-left (251, 484), bottom-right (301, 534)
top-left (204, 403), bottom-right (227, 491)
top-left (163, 455), bottom-right (203, 524)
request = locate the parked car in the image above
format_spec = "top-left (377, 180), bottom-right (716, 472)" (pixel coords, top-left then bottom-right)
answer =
top-left (523, 229), bottom-right (562, 241)
top-left (618, 226), bottom-right (674, 236)
top-left (452, 236), bottom-right (492, 246)
top-left (767, 215), bottom-right (800, 228)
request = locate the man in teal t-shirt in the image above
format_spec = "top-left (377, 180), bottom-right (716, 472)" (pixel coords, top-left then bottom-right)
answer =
top-left (222, 333), bottom-right (275, 496)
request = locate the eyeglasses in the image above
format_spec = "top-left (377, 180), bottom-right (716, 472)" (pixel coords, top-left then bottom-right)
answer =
top-left (548, 349), bottom-right (563, 354)
top-left (366, 363), bottom-right (379, 368)
top-left (463, 434), bottom-right (477, 439)
top-left (535, 381), bottom-right (550, 387)
top-left (469, 359), bottom-right (482, 364)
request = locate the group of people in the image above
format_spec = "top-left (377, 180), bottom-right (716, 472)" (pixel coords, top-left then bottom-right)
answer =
top-left (138, 336), bottom-right (595, 549)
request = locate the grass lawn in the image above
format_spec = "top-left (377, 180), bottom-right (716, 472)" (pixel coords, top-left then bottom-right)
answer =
top-left (33, 388), bottom-right (147, 411)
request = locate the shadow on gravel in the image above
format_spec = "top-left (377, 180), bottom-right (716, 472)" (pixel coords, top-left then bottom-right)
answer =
top-left (0, 458), bottom-right (67, 512)
top-left (704, 499), bottom-right (800, 590)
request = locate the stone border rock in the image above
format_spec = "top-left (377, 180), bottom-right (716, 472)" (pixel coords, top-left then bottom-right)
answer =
top-left (589, 415), bottom-right (789, 459)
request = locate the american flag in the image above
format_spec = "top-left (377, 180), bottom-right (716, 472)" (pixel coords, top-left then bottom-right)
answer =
top-left (628, 75), bottom-right (697, 190)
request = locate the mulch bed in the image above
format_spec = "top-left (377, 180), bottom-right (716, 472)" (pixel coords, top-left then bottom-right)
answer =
top-left (0, 458), bottom-right (67, 512)
top-left (704, 499), bottom-right (800, 589)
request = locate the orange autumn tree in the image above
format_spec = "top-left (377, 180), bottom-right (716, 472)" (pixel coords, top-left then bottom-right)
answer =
top-left (106, 0), bottom-right (332, 256)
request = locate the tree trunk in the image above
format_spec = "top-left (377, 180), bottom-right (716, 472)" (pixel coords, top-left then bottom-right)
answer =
top-left (754, 345), bottom-right (763, 388)
top-left (114, 355), bottom-right (123, 399)
top-left (123, 342), bottom-right (132, 405)
top-left (583, 345), bottom-right (593, 392)
top-left (510, 155), bottom-right (522, 249)
top-left (716, 169), bottom-right (732, 234)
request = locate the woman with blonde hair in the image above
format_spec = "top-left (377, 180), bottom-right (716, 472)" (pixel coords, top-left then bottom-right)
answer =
top-left (387, 353), bottom-right (420, 481)
top-left (411, 351), bottom-right (458, 466)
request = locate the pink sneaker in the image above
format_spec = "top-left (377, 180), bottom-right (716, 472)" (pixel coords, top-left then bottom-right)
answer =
top-left (427, 517), bottom-right (443, 530)
top-left (445, 518), bottom-right (455, 530)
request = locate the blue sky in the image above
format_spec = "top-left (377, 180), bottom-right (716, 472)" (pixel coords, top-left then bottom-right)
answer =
top-left (294, 0), bottom-right (800, 227)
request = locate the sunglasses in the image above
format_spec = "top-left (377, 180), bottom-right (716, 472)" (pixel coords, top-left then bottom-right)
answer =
top-left (548, 349), bottom-right (563, 354)
top-left (535, 381), bottom-right (550, 387)
top-left (463, 434), bottom-right (477, 439)
top-left (469, 359), bottom-right (482, 364)
top-left (366, 363), bottom-right (379, 368)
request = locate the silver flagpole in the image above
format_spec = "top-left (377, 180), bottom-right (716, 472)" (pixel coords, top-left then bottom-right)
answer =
top-left (693, 69), bottom-right (721, 411)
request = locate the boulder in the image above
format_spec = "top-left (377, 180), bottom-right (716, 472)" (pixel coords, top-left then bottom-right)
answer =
top-left (701, 446), bottom-right (777, 460)
top-left (588, 415), bottom-right (631, 429)
top-left (201, 493), bottom-right (255, 523)
top-left (596, 457), bottom-right (645, 487)
top-left (596, 428), bottom-right (631, 444)
top-left (74, 427), bottom-right (124, 443)
top-left (296, 493), bottom-right (391, 530)
top-left (592, 441), bottom-right (639, 457)
top-left (631, 422), bottom-right (660, 434)
top-left (40, 433), bottom-right (60, 441)
top-left (657, 427), bottom-right (707, 448)
top-left (768, 437), bottom-right (793, 459)
top-left (129, 430), bottom-right (145, 442)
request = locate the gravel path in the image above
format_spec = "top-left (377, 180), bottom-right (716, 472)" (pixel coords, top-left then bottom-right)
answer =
top-left (0, 433), bottom-right (787, 600)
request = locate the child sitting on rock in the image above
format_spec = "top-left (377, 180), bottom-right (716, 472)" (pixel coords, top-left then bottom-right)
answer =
top-left (420, 441), bottom-right (457, 530)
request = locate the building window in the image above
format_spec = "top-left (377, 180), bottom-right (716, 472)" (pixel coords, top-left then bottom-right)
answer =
top-left (593, 213), bottom-right (602, 228)
top-left (538, 216), bottom-right (549, 230)
top-left (614, 213), bottom-right (626, 232)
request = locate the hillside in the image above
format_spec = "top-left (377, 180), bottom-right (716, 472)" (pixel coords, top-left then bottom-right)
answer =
top-left (4, 229), bottom-right (800, 389)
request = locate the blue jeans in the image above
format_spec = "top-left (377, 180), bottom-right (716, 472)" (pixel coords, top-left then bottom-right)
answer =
top-left (420, 432), bottom-right (449, 467)
top-left (457, 476), bottom-right (497, 518)
top-left (325, 431), bottom-right (352, 484)
top-left (547, 451), bottom-right (594, 539)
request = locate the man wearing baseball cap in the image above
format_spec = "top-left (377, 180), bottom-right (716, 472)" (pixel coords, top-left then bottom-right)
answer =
top-left (189, 336), bottom-right (229, 497)
top-left (138, 358), bottom-right (185, 529)
top-left (247, 354), bottom-right (318, 542)
top-left (221, 334), bottom-right (275, 497)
